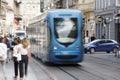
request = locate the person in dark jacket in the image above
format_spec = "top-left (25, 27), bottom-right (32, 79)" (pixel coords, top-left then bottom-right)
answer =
top-left (90, 34), bottom-right (96, 41)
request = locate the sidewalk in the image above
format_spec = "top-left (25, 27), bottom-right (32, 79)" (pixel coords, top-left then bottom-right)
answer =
top-left (0, 61), bottom-right (38, 80)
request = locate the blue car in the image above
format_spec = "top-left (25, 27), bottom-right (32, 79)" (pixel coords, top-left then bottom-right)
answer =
top-left (84, 39), bottom-right (120, 54)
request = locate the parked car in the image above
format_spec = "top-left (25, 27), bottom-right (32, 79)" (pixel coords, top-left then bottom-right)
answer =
top-left (84, 39), bottom-right (120, 54)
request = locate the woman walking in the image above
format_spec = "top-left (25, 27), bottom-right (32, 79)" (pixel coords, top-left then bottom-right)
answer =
top-left (12, 37), bottom-right (22, 79)
top-left (0, 37), bottom-right (7, 80)
top-left (19, 38), bottom-right (31, 79)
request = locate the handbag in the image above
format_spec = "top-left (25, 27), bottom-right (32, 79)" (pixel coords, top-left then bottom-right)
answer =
top-left (17, 52), bottom-right (21, 61)
top-left (0, 55), bottom-right (5, 61)
top-left (13, 45), bottom-right (21, 61)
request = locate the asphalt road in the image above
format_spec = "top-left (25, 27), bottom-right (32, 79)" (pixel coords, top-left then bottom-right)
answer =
top-left (32, 53), bottom-right (120, 80)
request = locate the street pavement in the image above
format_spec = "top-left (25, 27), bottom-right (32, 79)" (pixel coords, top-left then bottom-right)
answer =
top-left (0, 53), bottom-right (119, 80)
top-left (0, 59), bottom-right (51, 80)
top-left (0, 60), bottom-right (38, 80)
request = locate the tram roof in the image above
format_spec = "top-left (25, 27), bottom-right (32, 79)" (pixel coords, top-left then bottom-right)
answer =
top-left (47, 9), bottom-right (82, 14)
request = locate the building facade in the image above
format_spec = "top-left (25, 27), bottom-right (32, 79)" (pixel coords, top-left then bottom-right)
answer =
top-left (40, 0), bottom-right (94, 39)
top-left (0, 0), bottom-right (8, 34)
top-left (40, 0), bottom-right (78, 10)
top-left (19, 0), bottom-right (40, 29)
top-left (95, 0), bottom-right (120, 43)
top-left (78, 0), bottom-right (95, 38)
top-left (0, 0), bottom-right (22, 35)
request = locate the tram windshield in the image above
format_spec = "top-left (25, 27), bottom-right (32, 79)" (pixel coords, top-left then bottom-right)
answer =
top-left (54, 18), bottom-right (77, 45)
top-left (15, 33), bottom-right (25, 36)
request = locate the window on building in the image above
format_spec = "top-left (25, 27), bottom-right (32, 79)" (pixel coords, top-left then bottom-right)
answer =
top-left (117, 0), bottom-right (120, 4)
top-left (98, 0), bottom-right (101, 10)
top-left (101, 0), bottom-right (103, 9)
top-left (108, 0), bottom-right (111, 7)
top-left (33, 6), bottom-right (35, 8)
top-left (95, 0), bottom-right (99, 10)
top-left (116, 0), bottom-right (120, 6)
top-left (86, 30), bottom-right (89, 37)
top-left (82, 0), bottom-right (85, 3)
top-left (104, 0), bottom-right (107, 8)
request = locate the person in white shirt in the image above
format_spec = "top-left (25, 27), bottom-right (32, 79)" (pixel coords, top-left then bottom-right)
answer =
top-left (85, 36), bottom-right (89, 44)
top-left (0, 37), bottom-right (7, 80)
top-left (13, 37), bottom-right (22, 79)
top-left (19, 38), bottom-right (31, 79)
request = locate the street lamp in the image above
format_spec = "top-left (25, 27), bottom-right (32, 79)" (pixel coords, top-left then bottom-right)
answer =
top-left (98, 16), bottom-right (112, 39)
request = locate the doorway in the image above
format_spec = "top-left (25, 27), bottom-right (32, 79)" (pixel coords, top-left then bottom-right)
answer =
top-left (115, 23), bottom-right (120, 43)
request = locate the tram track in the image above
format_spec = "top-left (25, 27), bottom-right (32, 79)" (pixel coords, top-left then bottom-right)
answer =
top-left (33, 58), bottom-right (79, 80)
top-left (57, 65), bottom-right (107, 80)
top-left (32, 54), bottom-right (120, 80)
top-left (31, 58), bottom-right (57, 80)
top-left (57, 66), bottom-right (79, 80)
top-left (57, 63), bottom-right (119, 80)
top-left (85, 54), bottom-right (120, 70)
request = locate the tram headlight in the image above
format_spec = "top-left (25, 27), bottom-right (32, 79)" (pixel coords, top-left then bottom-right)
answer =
top-left (53, 46), bottom-right (58, 50)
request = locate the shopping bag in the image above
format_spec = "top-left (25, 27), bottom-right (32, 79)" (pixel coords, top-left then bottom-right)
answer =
top-left (17, 53), bottom-right (21, 61)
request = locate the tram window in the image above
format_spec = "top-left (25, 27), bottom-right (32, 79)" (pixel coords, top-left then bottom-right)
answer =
top-left (47, 26), bottom-right (51, 47)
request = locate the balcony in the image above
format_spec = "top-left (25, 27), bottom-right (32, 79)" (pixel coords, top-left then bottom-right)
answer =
top-left (116, 0), bottom-right (120, 6)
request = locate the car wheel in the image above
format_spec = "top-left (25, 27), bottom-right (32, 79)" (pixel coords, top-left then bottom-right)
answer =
top-left (90, 48), bottom-right (95, 54)
top-left (112, 48), bottom-right (118, 53)
top-left (106, 51), bottom-right (110, 53)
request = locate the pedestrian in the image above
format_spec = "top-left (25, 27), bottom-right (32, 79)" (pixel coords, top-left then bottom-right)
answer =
top-left (101, 34), bottom-right (105, 39)
top-left (85, 36), bottom-right (89, 44)
top-left (4, 36), bottom-right (10, 63)
top-left (12, 37), bottom-right (22, 79)
top-left (90, 34), bottom-right (96, 41)
top-left (7, 35), bottom-right (13, 61)
top-left (19, 38), bottom-right (31, 79)
top-left (0, 37), bottom-right (7, 80)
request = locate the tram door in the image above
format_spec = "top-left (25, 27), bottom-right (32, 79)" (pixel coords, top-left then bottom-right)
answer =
top-left (115, 23), bottom-right (120, 43)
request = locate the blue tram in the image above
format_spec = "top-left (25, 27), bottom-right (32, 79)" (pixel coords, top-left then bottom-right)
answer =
top-left (27, 9), bottom-right (84, 64)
